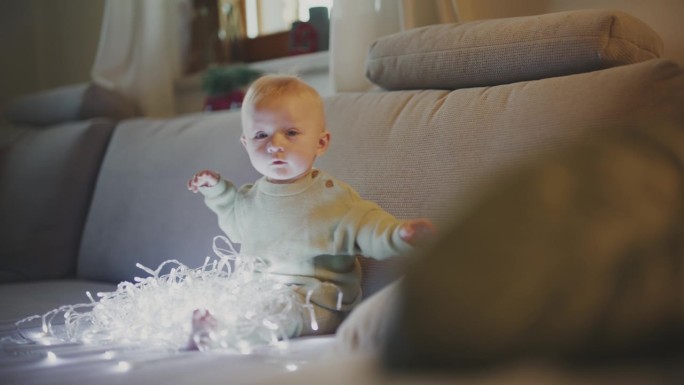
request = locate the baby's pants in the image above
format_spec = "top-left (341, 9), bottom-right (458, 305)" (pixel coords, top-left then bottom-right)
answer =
top-left (292, 290), bottom-right (348, 337)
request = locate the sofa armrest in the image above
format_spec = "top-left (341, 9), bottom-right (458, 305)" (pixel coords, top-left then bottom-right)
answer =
top-left (0, 120), bottom-right (115, 283)
top-left (4, 83), bottom-right (138, 127)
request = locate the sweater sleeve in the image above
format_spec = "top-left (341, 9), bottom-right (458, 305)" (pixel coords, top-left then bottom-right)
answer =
top-left (199, 179), bottom-right (242, 242)
top-left (334, 199), bottom-right (413, 260)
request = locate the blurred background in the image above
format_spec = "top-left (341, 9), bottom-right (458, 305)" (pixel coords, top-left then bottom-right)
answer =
top-left (1, 0), bottom-right (682, 124)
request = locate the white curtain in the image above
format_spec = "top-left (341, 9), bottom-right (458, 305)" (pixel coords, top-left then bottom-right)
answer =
top-left (91, 0), bottom-right (191, 117)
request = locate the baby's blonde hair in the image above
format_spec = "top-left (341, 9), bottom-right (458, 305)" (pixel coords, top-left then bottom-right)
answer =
top-left (241, 74), bottom-right (325, 123)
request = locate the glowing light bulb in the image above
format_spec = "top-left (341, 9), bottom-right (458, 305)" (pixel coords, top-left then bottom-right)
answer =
top-left (45, 351), bottom-right (57, 363)
top-left (263, 319), bottom-right (278, 330)
top-left (115, 361), bottom-right (131, 372)
top-left (14, 236), bottom-right (344, 354)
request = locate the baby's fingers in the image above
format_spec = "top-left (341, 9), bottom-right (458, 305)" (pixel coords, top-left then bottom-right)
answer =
top-left (187, 176), bottom-right (200, 193)
top-left (188, 170), bottom-right (219, 191)
top-left (400, 219), bottom-right (437, 246)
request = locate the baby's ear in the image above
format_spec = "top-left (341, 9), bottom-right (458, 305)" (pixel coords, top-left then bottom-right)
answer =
top-left (317, 130), bottom-right (331, 154)
top-left (240, 134), bottom-right (247, 147)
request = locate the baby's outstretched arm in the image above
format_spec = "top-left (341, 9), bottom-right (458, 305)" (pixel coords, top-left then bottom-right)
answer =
top-left (187, 169), bottom-right (220, 193)
top-left (399, 219), bottom-right (437, 246)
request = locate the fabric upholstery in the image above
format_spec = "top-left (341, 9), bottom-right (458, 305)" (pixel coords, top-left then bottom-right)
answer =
top-left (357, 256), bottom-right (408, 300)
top-left (0, 121), bottom-right (115, 283)
top-left (324, 58), bottom-right (684, 312)
top-left (322, 60), bottom-right (684, 225)
top-left (77, 111), bottom-right (261, 283)
top-left (76, 60), bottom-right (684, 295)
top-left (4, 83), bottom-right (137, 127)
top-left (366, 9), bottom-right (664, 90)
top-left (383, 122), bottom-right (684, 369)
top-left (0, 279), bottom-right (117, 322)
top-left (335, 280), bottom-right (401, 355)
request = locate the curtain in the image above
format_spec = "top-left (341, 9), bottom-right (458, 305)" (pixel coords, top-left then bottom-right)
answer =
top-left (91, 0), bottom-right (192, 117)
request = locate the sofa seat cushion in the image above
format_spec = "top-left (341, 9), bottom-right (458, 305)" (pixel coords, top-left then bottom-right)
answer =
top-left (366, 9), bottom-right (663, 90)
top-left (0, 279), bottom-right (117, 323)
top-left (0, 331), bottom-right (337, 385)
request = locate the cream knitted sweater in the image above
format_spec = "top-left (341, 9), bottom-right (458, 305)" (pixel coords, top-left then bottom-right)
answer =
top-left (199, 169), bottom-right (412, 310)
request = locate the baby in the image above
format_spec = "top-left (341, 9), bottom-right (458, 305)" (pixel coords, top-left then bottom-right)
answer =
top-left (188, 74), bottom-right (435, 338)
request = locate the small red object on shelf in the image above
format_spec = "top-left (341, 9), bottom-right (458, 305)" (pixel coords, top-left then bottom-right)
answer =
top-left (203, 90), bottom-right (246, 111)
top-left (289, 22), bottom-right (318, 55)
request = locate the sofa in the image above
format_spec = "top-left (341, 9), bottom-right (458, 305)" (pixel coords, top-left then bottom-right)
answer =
top-left (2, 9), bottom-right (684, 385)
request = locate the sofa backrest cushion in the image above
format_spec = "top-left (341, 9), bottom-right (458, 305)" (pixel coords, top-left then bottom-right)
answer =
top-left (324, 59), bottom-right (683, 223)
top-left (0, 120), bottom-right (114, 283)
top-left (77, 60), bottom-right (684, 296)
top-left (4, 83), bottom-right (138, 128)
top-left (320, 59), bottom-right (684, 297)
top-left (366, 9), bottom-right (664, 90)
top-left (77, 112), bottom-right (260, 282)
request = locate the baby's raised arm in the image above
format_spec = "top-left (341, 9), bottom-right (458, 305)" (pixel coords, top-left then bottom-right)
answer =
top-left (187, 169), bottom-right (220, 193)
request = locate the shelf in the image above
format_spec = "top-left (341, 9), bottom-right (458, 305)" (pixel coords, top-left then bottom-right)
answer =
top-left (174, 51), bottom-right (331, 115)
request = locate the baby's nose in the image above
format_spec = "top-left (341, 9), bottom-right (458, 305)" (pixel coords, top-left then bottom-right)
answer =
top-left (267, 136), bottom-right (285, 153)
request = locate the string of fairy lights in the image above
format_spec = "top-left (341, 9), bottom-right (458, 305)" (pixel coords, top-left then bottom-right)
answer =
top-left (11, 236), bottom-right (339, 356)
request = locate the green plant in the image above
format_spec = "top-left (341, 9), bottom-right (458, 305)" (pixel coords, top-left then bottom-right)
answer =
top-left (201, 65), bottom-right (263, 96)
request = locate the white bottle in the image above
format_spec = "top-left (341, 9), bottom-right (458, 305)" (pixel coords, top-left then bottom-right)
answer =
top-left (329, 0), bottom-right (401, 92)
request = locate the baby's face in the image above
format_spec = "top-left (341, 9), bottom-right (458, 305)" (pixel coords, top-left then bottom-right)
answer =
top-left (241, 96), bottom-right (329, 184)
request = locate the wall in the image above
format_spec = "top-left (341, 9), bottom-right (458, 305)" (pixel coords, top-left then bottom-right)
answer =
top-left (455, 0), bottom-right (684, 66)
top-left (0, 0), bottom-right (104, 123)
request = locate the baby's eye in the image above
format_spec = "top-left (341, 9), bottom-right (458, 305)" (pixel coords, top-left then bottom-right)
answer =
top-left (285, 129), bottom-right (299, 137)
top-left (254, 132), bottom-right (268, 139)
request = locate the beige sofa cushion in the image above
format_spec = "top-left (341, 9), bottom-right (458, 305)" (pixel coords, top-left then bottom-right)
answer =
top-left (366, 9), bottom-right (664, 90)
top-left (323, 60), bottom-right (683, 227)
top-left (383, 122), bottom-right (684, 369)
top-left (330, 58), bottom-right (684, 351)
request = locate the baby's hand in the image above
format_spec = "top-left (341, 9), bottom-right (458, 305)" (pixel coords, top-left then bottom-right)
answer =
top-left (399, 219), bottom-right (437, 247)
top-left (187, 169), bottom-right (220, 193)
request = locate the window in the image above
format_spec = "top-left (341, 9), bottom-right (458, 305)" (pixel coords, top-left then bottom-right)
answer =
top-left (245, 0), bottom-right (332, 38)
top-left (186, 0), bottom-right (331, 71)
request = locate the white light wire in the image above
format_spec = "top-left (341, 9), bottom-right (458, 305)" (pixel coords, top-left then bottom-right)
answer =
top-left (13, 236), bottom-right (343, 354)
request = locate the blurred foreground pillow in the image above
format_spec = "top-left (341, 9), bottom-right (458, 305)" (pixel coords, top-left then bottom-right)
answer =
top-left (382, 122), bottom-right (684, 370)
